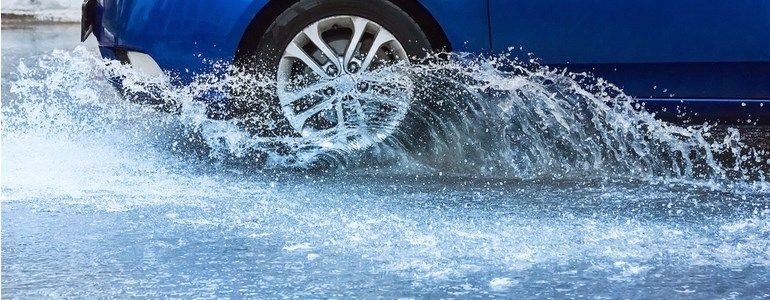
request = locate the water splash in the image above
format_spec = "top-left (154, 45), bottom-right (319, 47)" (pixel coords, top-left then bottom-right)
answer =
top-left (393, 54), bottom-right (769, 182)
top-left (3, 47), bottom-right (768, 185)
top-left (2, 46), bottom-right (770, 297)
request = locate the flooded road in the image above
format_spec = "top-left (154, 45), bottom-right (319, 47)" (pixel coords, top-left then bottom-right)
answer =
top-left (2, 24), bottom-right (769, 298)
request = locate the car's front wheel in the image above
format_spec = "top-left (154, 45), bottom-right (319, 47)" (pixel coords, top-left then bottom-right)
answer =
top-left (236, 0), bottom-right (433, 151)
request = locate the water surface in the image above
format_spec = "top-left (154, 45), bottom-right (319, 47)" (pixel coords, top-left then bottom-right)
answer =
top-left (2, 24), bottom-right (769, 298)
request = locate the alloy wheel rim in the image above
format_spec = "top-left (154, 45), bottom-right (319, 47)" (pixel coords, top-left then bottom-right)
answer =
top-left (276, 15), bottom-right (412, 150)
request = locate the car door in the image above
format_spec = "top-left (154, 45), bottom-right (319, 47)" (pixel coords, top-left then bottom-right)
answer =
top-left (488, 0), bottom-right (770, 100)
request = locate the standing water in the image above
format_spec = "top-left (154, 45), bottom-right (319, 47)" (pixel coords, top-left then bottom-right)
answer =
top-left (2, 24), bottom-right (769, 298)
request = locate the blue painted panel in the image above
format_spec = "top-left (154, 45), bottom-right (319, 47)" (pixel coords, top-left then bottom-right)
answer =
top-left (489, 0), bottom-right (770, 63)
top-left (91, 0), bottom-right (770, 122)
top-left (97, 0), bottom-right (490, 80)
top-left (418, 0), bottom-right (490, 52)
top-left (489, 0), bottom-right (770, 99)
top-left (556, 62), bottom-right (770, 99)
top-left (98, 0), bottom-right (269, 82)
top-left (97, 0), bottom-right (492, 77)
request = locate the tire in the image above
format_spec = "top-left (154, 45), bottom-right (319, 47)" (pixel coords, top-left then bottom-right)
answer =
top-left (233, 0), bottom-right (433, 142)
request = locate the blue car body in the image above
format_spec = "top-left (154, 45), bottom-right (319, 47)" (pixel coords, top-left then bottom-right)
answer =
top-left (87, 0), bottom-right (770, 125)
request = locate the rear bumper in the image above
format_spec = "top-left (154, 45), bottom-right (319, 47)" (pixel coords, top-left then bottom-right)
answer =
top-left (85, 0), bottom-right (268, 83)
top-left (98, 47), bottom-right (163, 77)
top-left (99, 46), bottom-right (233, 119)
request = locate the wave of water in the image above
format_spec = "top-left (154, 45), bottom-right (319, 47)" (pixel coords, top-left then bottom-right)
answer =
top-left (398, 54), bottom-right (768, 182)
top-left (3, 46), bottom-right (770, 297)
top-left (4, 47), bottom-right (768, 184)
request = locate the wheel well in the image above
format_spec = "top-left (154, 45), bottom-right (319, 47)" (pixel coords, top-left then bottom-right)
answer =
top-left (386, 0), bottom-right (451, 52)
top-left (235, 0), bottom-right (452, 62)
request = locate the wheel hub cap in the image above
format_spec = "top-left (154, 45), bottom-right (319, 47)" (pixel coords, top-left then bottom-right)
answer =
top-left (276, 15), bottom-right (412, 150)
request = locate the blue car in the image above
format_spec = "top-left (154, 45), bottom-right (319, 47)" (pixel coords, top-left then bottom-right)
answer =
top-left (82, 0), bottom-right (769, 148)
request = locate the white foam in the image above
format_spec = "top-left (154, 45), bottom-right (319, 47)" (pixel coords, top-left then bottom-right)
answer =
top-left (489, 277), bottom-right (514, 290)
top-left (3, 47), bottom-right (770, 283)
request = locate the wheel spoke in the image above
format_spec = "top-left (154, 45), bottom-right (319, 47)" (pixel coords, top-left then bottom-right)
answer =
top-left (357, 95), bottom-right (392, 122)
top-left (279, 81), bottom-right (333, 107)
top-left (302, 23), bottom-right (342, 70)
top-left (276, 15), bottom-right (412, 148)
top-left (345, 96), bottom-right (366, 126)
top-left (361, 29), bottom-right (397, 71)
top-left (362, 89), bottom-right (410, 106)
top-left (344, 17), bottom-right (371, 65)
top-left (357, 80), bottom-right (412, 107)
top-left (291, 95), bottom-right (338, 129)
top-left (284, 42), bottom-right (329, 79)
top-left (357, 74), bottom-right (409, 88)
top-left (335, 97), bottom-right (346, 129)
